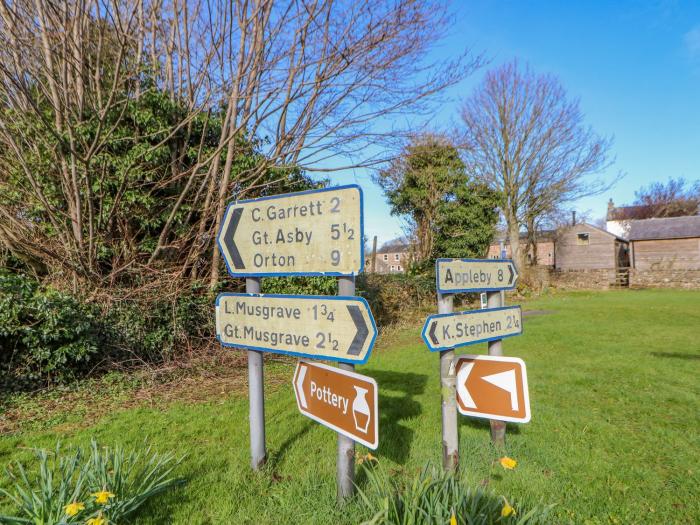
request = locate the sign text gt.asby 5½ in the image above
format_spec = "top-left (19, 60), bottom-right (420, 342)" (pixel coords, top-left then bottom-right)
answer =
top-left (436, 258), bottom-right (518, 293)
top-left (217, 185), bottom-right (363, 276)
top-left (422, 305), bottom-right (522, 351)
top-left (216, 293), bottom-right (377, 364)
top-left (293, 360), bottom-right (378, 449)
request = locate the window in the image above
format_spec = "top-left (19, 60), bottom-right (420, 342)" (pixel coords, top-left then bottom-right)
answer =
top-left (397, 265), bottom-right (402, 271)
top-left (390, 265), bottom-right (396, 271)
top-left (383, 254), bottom-right (388, 261)
top-left (395, 253), bottom-right (400, 261)
top-left (577, 233), bottom-right (590, 246)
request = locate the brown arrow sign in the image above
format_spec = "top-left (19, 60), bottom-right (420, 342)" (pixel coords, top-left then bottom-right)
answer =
top-left (293, 360), bottom-right (378, 449)
top-left (455, 354), bottom-right (531, 423)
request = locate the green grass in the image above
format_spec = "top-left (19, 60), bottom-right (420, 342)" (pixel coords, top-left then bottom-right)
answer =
top-left (1, 290), bottom-right (699, 524)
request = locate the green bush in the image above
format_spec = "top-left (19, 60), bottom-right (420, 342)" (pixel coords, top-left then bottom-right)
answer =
top-left (261, 276), bottom-right (337, 296)
top-left (102, 286), bottom-right (215, 364)
top-left (0, 269), bottom-right (217, 389)
top-left (0, 270), bottom-right (102, 387)
top-left (357, 462), bottom-right (554, 524)
top-left (356, 273), bottom-right (436, 326)
top-left (0, 439), bottom-right (184, 524)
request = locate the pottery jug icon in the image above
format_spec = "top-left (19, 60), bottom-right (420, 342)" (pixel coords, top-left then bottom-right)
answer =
top-left (352, 386), bottom-right (371, 433)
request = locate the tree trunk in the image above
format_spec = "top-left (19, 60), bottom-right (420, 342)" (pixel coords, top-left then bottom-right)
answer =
top-left (507, 218), bottom-right (524, 273)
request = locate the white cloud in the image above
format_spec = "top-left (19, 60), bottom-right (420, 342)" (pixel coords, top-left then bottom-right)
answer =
top-left (684, 25), bottom-right (700, 58)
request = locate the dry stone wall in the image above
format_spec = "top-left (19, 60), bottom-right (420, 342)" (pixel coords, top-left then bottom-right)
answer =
top-left (549, 269), bottom-right (617, 289)
top-left (629, 269), bottom-right (700, 289)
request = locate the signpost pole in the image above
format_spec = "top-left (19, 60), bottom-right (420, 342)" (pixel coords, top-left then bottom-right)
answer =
top-left (438, 291), bottom-right (459, 470)
top-left (246, 277), bottom-right (267, 470)
top-left (486, 289), bottom-right (506, 447)
top-left (337, 275), bottom-right (356, 501)
top-left (499, 241), bottom-right (506, 306)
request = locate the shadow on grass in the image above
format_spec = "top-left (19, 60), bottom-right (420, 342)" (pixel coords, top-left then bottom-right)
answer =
top-left (266, 420), bottom-right (314, 470)
top-left (459, 416), bottom-right (522, 435)
top-left (363, 369), bottom-right (428, 465)
top-left (650, 352), bottom-right (700, 360)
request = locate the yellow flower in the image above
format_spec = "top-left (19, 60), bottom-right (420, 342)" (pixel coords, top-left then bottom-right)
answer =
top-left (357, 452), bottom-right (378, 465)
top-left (64, 501), bottom-right (85, 516)
top-left (501, 503), bottom-right (516, 517)
top-left (91, 490), bottom-right (115, 505)
top-left (86, 514), bottom-right (107, 525)
top-left (449, 510), bottom-right (457, 525)
top-left (499, 456), bottom-right (517, 470)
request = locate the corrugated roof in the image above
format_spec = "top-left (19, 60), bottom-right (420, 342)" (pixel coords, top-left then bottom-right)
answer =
top-left (628, 215), bottom-right (700, 241)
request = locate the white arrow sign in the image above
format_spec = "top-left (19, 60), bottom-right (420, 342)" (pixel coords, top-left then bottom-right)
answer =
top-left (454, 354), bottom-right (531, 423)
top-left (482, 369), bottom-right (519, 411)
top-left (296, 363), bottom-right (308, 409)
top-left (457, 362), bottom-right (476, 409)
top-left (456, 360), bottom-right (527, 412)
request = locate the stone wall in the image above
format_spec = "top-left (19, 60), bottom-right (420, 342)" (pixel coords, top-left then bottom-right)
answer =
top-left (549, 269), bottom-right (617, 289)
top-left (630, 269), bottom-right (700, 289)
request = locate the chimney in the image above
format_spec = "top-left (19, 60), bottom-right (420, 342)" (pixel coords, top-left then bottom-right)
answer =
top-left (572, 210), bottom-right (576, 226)
top-left (607, 198), bottom-right (615, 220)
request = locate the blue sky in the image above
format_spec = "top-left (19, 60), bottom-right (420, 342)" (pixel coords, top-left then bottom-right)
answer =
top-left (317, 0), bottom-right (700, 247)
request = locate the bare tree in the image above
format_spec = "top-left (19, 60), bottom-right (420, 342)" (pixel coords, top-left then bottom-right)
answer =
top-left (632, 177), bottom-right (699, 217)
top-left (459, 60), bottom-right (615, 271)
top-left (0, 0), bottom-right (480, 292)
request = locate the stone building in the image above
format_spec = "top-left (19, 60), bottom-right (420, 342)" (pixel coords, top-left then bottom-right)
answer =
top-left (487, 231), bottom-right (557, 267)
top-left (367, 241), bottom-right (412, 274)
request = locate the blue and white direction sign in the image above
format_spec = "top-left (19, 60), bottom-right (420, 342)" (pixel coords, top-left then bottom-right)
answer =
top-left (421, 306), bottom-right (522, 352)
top-left (217, 185), bottom-right (363, 277)
top-left (436, 258), bottom-right (518, 294)
top-left (215, 293), bottom-right (377, 364)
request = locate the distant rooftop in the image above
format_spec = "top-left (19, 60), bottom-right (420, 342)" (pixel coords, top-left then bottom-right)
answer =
top-left (607, 204), bottom-right (655, 221)
top-left (493, 229), bottom-right (557, 243)
top-left (607, 198), bottom-right (699, 221)
top-left (376, 238), bottom-right (411, 254)
top-left (628, 215), bottom-right (700, 241)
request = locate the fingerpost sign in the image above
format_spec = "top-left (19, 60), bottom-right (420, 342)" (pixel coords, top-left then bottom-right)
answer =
top-left (293, 360), bottom-right (378, 449)
top-left (217, 185), bottom-right (363, 277)
top-left (215, 185), bottom-right (374, 502)
top-left (426, 254), bottom-right (528, 467)
top-left (436, 258), bottom-right (518, 293)
top-left (216, 293), bottom-right (377, 364)
top-left (422, 306), bottom-right (523, 352)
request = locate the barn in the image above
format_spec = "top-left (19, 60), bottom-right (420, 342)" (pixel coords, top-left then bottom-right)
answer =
top-left (628, 215), bottom-right (700, 288)
top-left (553, 222), bottom-right (630, 287)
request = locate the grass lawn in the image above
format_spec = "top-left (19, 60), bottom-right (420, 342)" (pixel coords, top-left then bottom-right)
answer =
top-left (1, 289), bottom-right (699, 524)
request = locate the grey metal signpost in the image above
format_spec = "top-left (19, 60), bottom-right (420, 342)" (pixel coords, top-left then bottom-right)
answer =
top-left (246, 277), bottom-right (267, 469)
top-left (428, 257), bottom-right (520, 466)
top-left (486, 290), bottom-right (506, 446)
top-left (337, 275), bottom-right (356, 501)
top-left (216, 185), bottom-right (373, 499)
top-left (438, 291), bottom-right (458, 470)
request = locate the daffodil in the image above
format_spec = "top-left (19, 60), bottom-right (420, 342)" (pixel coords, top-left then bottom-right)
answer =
top-left (91, 490), bottom-right (115, 505)
top-left (357, 452), bottom-right (378, 465)
top-left (86, 514), bottom-right (107, 525)
top-left (501, 503), bottom-right (516, 517)
top-left (499, 456), bottom-right (517, 470)
top-left (64, 501), bottom-right (85, 516)
top-left (449, 510), bottom-right (457, 525)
